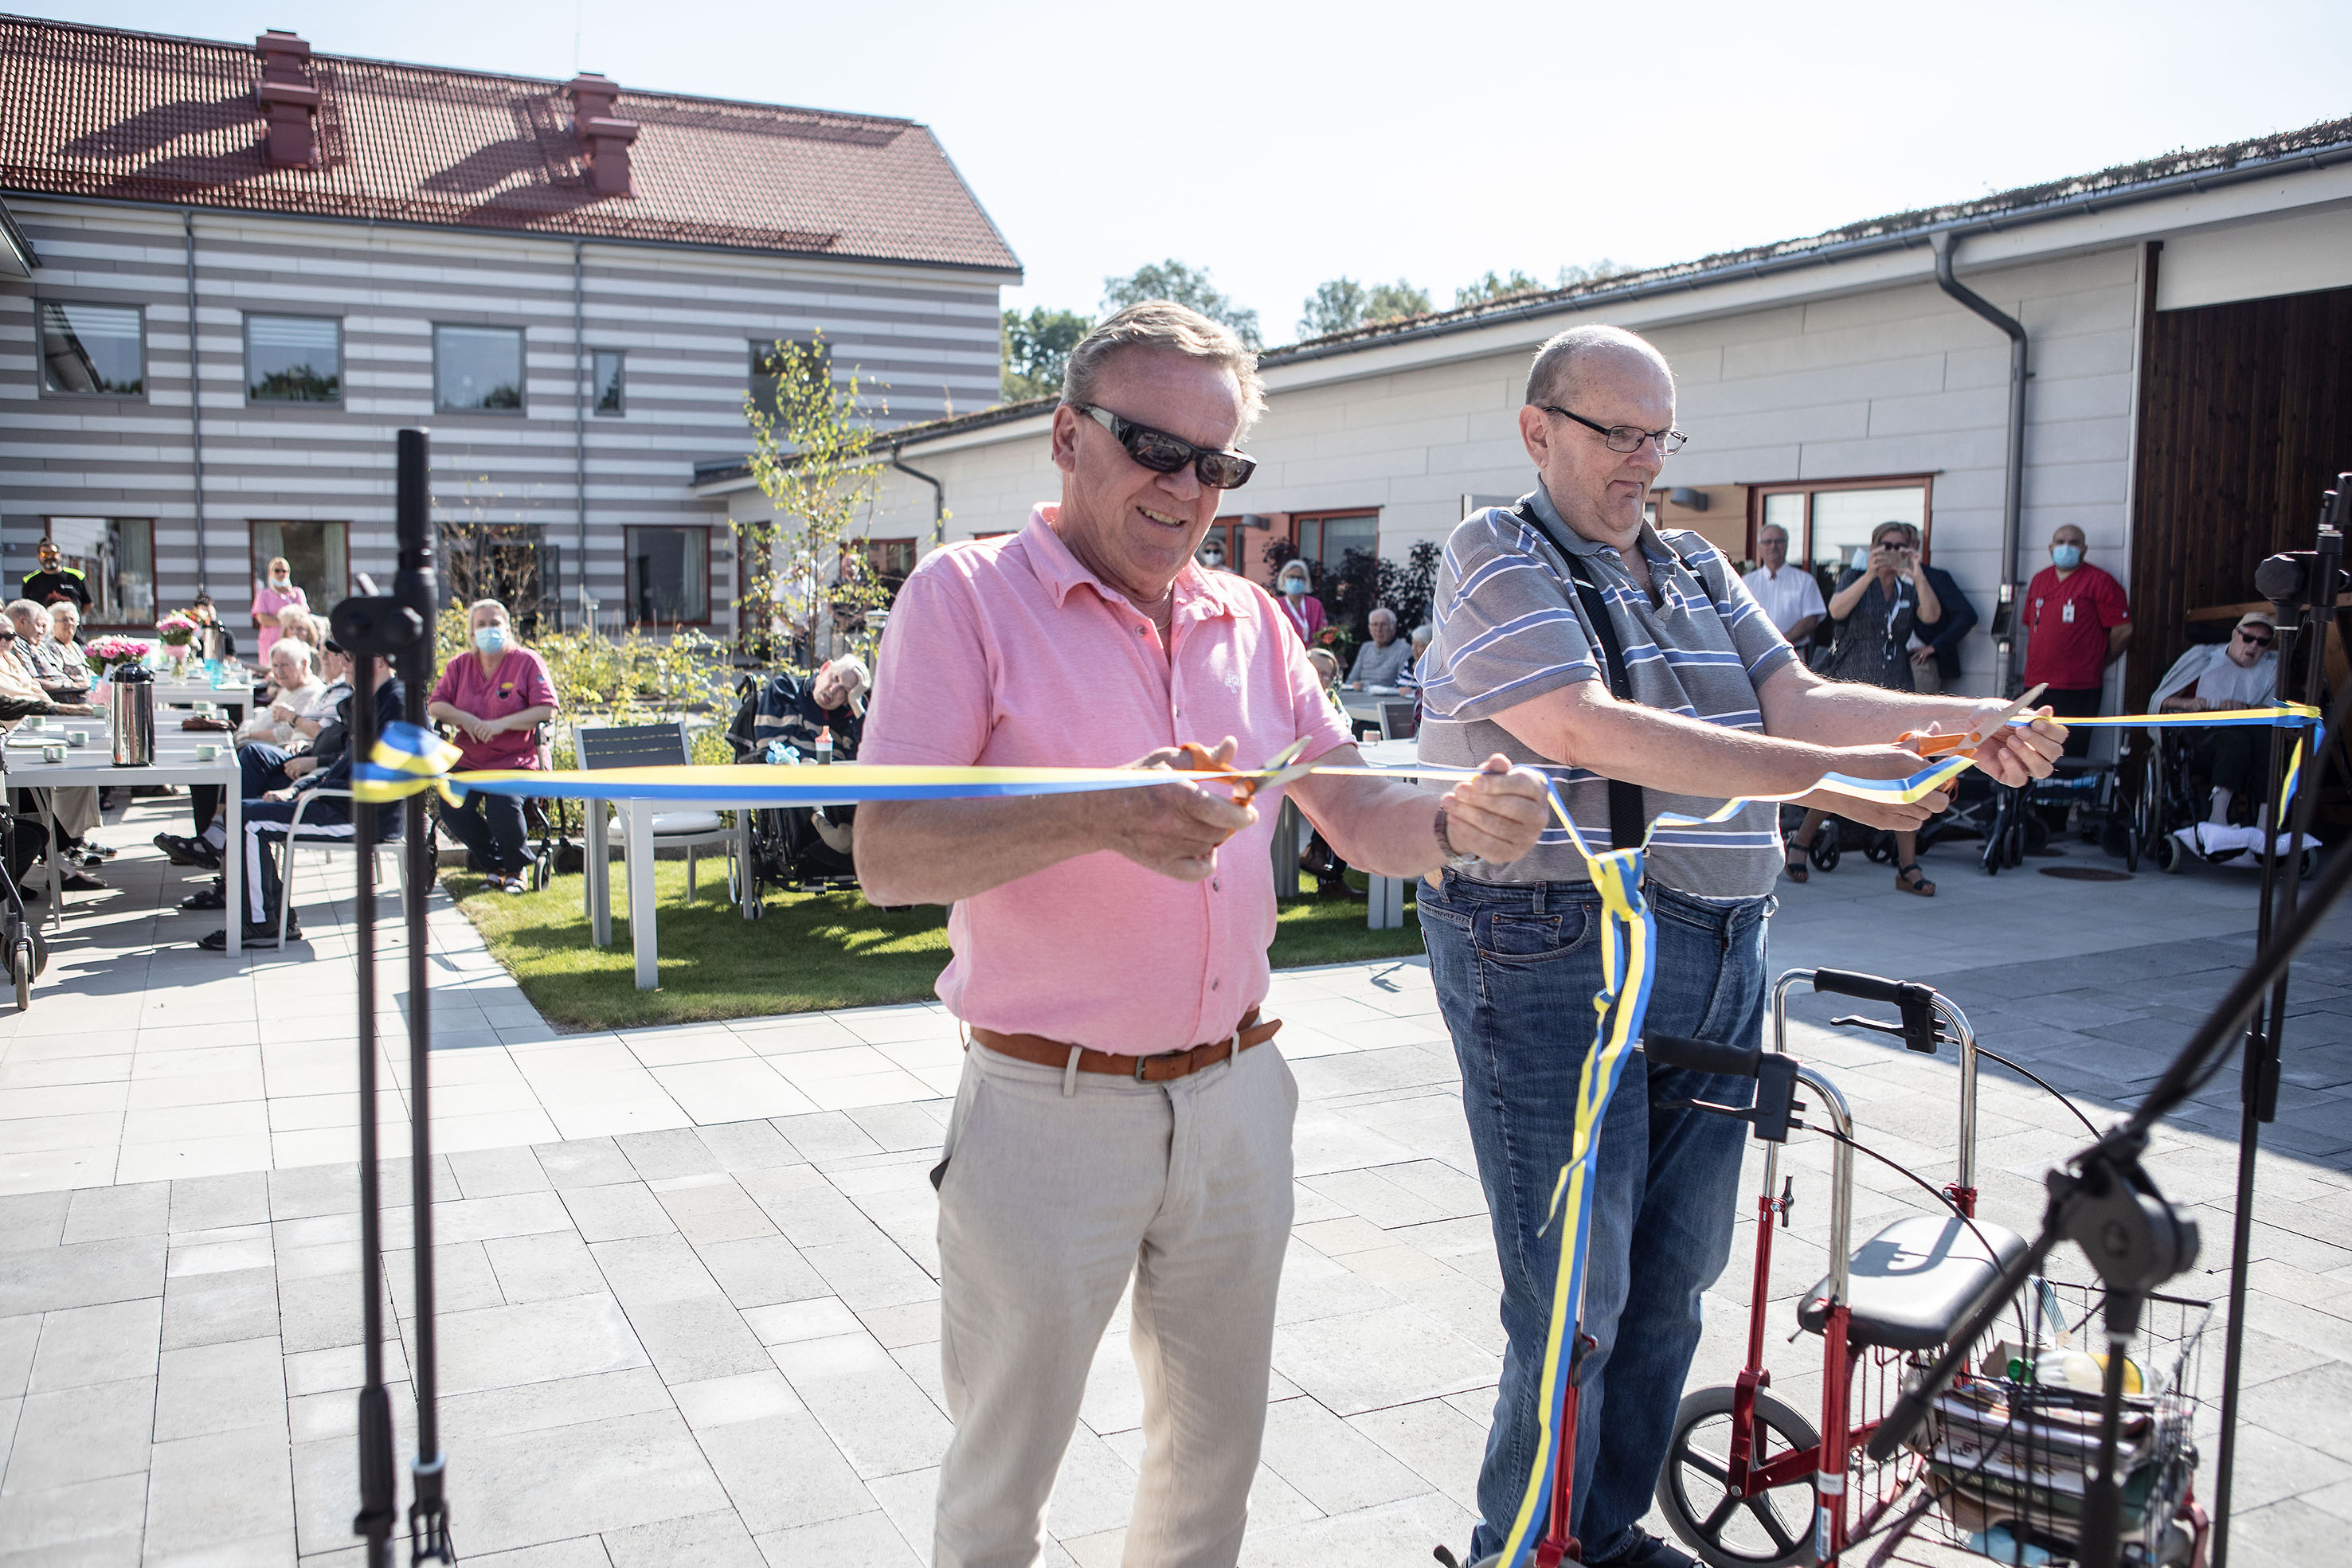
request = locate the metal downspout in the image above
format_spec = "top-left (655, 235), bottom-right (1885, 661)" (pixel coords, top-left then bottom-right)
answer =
top-left (889, 448), bottom-right (946, 548)
top-left (184, 211), bottom-right (208, 595)
top-left (573, 238), bottom-right (589, 632)
top-left (1932, 232), bottom-right (2028, 694)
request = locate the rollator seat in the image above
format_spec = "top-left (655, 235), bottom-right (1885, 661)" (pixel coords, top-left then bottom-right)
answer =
top-left (1796, 1213), bottom-right (2029, 1352)
top-left (649, 810), bottom-right (725, 838)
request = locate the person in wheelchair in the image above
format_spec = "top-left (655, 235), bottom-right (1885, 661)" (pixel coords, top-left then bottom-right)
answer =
top-left (728, 656), bottom-right (868, 878)
top-left (2150, 610), bottom-right (2279, 825)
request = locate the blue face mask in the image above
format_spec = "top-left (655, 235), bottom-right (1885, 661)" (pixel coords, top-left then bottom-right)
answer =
top-left (1281, 578), bottom-right (1307, 597)
top-left (2052, 544), bottom-right (2083, 570)
top-left (473, 625), bottom-right (507, 653)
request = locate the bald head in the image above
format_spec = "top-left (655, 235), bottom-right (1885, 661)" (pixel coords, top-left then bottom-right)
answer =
top-left (1525, 324), bottom-right (1674, 410)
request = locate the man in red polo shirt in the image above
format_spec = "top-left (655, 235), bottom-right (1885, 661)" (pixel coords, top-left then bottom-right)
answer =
top-left (2021, 524), bottom-right (2131, 756)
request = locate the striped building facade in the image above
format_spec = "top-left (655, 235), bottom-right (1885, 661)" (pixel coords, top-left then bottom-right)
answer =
top-left (0, 18), bottom-right (1016, 635)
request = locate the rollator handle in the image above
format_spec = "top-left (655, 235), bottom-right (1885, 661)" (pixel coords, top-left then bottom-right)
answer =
top-left (1642, 1035), bottom-right (1802, 1144)
top-left (1812, 969), bottom-right (1941, 1052)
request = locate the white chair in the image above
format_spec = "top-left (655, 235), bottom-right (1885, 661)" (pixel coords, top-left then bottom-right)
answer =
top-left (276, 787), bottom-right (410, 948)
top-left (573, 721), bottom-right (736, 905)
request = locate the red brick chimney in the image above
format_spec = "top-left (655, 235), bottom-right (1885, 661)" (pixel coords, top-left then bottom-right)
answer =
top-left (256, 30), bottom-right (320, 168)
top-left (567, 73), bottom-right (640, 198)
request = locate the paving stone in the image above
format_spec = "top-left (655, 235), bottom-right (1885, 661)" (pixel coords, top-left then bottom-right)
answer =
top-left (168, 1171), bottom-right (270, 1234)
top-left (431, 1293), bottom-right (649, 1397)
top-left (693, 1120), bottom-right (804, 1175)
top-left (6, 1374), bottom-right (153, 1493)
top-left (162, 1263), bottom-right (280, 1351)
top-left (560, 1182), bottom-right (676, 1243)
top-left (27, 1296), bottom-right (161, 1392)
top-left (1257, 1394), bottom-right (1428, 1515)
top-left (695, 1236), bottom-right (828, 1310)
top-left (693, 1409), bottom-right (874, 1535)
top-left (61, 1181), bottom-right (170, 1244)
top-left (0, 1234), bottom-right (163, 1316)
top-left (604, 1507), bottom-right (765, 1566)
top-left (155, 1335), bottom-right (288, 1442)
top-left (459, 1409), bottom-right (733, 1557)
top-left (532, 1137), bottom-right (637, 1191)
top-left (448, 1144), bottom-right (554, 1199)
top-left (616, 1128), bottom-right (724, 1183)
top-left (0, 1470), bottom-right (147, 1559)
top-left (144, 1418), bottom-right (295, 1556)
top-left (0, 1188), bottom-right (68, 1253)
top-left (484, 1230), bottom-right (607, 1304)
top-left (753, 1509), bottom-right (922, 1568)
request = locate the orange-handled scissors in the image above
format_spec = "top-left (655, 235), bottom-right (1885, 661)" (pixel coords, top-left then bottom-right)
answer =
top-left (1173, 736), bottom-right (1316, 804)
top-left (1899, 682), bottom-right (2049, 757)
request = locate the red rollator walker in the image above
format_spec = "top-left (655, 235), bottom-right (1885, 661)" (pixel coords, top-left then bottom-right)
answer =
top-left (1646, 968), bottom-right (2208, 1567)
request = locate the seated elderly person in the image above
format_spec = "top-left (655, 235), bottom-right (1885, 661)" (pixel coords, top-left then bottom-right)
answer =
top-left (160, 638), bottom-right (344, 871)
top-left (1346, 606), bottom-right (1412, 687)
top-left (2150, 610), bottom-right (2280, 825)
top-left (427, 599), bottom-right (556, 895)
top-left (6, 600), bottom-right (88, 700)
top-left (198, 659), bottom-right (402, 949)
top-left (0, 634), bottom-right (102, 894)
top-left (276, 604), bottom-right (323, 656)
top-left (46, 602), bottom-right (92, 689)
top-left (729, 655), bottom-right (867, 762)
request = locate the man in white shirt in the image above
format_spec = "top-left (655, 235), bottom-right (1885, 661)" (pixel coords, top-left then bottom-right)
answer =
top-left (1741, 523), bottom-right (1826, 649)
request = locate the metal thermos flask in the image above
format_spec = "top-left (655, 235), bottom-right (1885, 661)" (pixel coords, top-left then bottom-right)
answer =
top-left (109, 666), bottom-right (155, 766)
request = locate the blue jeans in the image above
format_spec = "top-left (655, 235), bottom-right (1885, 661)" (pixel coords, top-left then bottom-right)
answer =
top-left (1421, 874), bottom-right (1770, 1564)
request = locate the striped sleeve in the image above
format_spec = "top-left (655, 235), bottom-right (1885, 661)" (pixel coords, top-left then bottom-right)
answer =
top-left (1421, 513), bottom-right (1600, 724)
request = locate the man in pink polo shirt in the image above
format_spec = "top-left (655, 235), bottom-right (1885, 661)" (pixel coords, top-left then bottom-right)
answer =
top-left (857, 302), bottom-right (1546, 1568)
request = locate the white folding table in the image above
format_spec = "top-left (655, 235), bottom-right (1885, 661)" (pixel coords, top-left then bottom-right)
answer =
top-left (5, 731), bottom-right (245, 954)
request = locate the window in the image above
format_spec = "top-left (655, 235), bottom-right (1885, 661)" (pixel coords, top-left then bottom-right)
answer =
top-left (39, 301), bottom-right (144, 396)
top-left (860, 537), bottom-right (917, 594)
top-left (749, 337), bottom-right (828, 421)
top-left (1293, 510), bottom-right (1380, 570)
top-left (1749, 477), bottom-right (1932, 600)
top-left (592, 350), bottom-right (624, 416)
top-left (249, 522), bottom-right (349, 612)
top-left (44, 517), bottom-right (153, 624)
top-left (626, 526), bottom-right (709, 624)
top-left (245, 314), bottom-right (342, 404)
top-left (434, 325), bottom-right (525, 413)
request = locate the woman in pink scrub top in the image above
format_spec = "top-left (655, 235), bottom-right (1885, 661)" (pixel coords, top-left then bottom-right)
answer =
top-left (251, 556), bottom-right (307, 658)
top-left (1274, 557), bottom-right (1327, 644)
top-left (425, 598), bottom-right (558, 894)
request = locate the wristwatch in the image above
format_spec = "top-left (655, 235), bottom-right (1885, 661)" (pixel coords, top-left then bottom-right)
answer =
top-left (1434, 807), bottom-right (1482, 873)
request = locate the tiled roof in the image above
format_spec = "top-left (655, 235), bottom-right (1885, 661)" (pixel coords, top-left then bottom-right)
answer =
top-left (0, 15), bottom-right (1021, 272)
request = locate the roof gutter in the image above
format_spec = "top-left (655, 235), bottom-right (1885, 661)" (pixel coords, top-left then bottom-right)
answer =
top-left (1263, 133), bottom-right (2352, 372)
top-left (888, 447), bottom-right (946, 548)
top-left (1932, 232), bottom-right (2030, 695)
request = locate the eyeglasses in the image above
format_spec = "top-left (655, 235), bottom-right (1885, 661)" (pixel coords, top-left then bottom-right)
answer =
top-left (2237, 628), bottom-right (2273, 647)
top-left (1078, 405), bottom-right (1257, 490)
top-left (1538, 405), bottom-right (1688, 454)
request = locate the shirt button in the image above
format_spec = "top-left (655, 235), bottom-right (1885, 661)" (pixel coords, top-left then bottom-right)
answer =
top-left (1211, 879), bottom-right (1220, 892)
top-left (1211, 978), bottom-right (1221, 990)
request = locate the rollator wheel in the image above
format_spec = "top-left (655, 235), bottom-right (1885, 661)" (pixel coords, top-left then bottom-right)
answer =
top-left (1808, 831), bottom-right (1840, 874)
top-left (746, 898), bottom-right (764, 921)
top-left (1864, 832), bottom-right (1896, 866)
top-left (12, 942), bottom-right (31, 1012)
top-left (1655, 1384), bottom-right (1822, 1568)
top-left (2158, 833), bottom-right (2186, 874)
top-left (2301, 846), bottom-right (2322, 880)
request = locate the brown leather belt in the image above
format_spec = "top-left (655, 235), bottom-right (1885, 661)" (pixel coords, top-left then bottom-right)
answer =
top-left (970, 1007), bottom-right (1281, 1083)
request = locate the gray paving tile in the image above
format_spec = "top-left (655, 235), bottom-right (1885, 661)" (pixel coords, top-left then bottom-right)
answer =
top-left (155, 1335), bottom-right (288, 1442)
top-left (448, 1145), bottom-right (554, 1199)
top-left (61, 1181), bottom-right (169, 1244)
top-left (798, 1238), bottom-right (937, 1312)
top-left (439, 1367), bottom-right (674, 1447)
top-left (277, 1272), bottom-right (369, 1355)
top-left (773, 1330), bottom-right (952, 1481)
top-left (653, 1178), bottom-right (780, 1246)
top-left (1257, 1394), bottom-right (1427, 1514)
top-left (483, 1230), bottom-right (607, 1304)
top-left (694, 1120), bottom-right (804, 1175)
top-left (0, 1470), bottom-right (147, 1560)
top-left (0, 1314), bottom-right (36, 1400)
top-left (457, 1410), bottom-right (733, 1558)
top-left (431, 1293), bottom-right (649, 1398)
top-left (145, 1418), bottom-right (296, 1556)
top-left (692, 1409), bottom-right (874, 1535)
top-left (602, 1506), bottom-right (766, 1566)
top-left (268, 1163), bottom-right (360, 1221)
top-left (460, 1539), bottom-right (615, 1567)
top-left (736, 1163), bottom-right (884, 1248)
top-left (559, 1182), bottom-right (676, 1244)
top-left (533, 1137), bottom-right (638, 1191)
top-left (428, 1191), bottom-right (576, 1246)
top-left (26, 1296), bottom-right (160, 1392)
top-left (616, 1128), bottom-right (724, 1183)
top-left (385, 1241), bottom-right (505, 1317)
top-left (1270, 1304), bottom-right (1496, 1417)
top-left (0, 1189), bottom-right (69, 1253)
top-left (0, 1235), bottom-right (163, 1316)
top-left (753, 1509), bottom-right (922, 1568)
top-left (168, 1171), bottom-right (270, 1234)
top-left (695, 1237), bottom-right (828, 1310)
top-left (5, 1374), bottom-right (152, 1493)
top-left (162, 1263), bottom-right (281, 1351)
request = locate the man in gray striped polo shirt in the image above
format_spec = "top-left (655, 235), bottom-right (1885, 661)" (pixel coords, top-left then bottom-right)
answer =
top-left (1418, 325), bottom-right (2063, 1568)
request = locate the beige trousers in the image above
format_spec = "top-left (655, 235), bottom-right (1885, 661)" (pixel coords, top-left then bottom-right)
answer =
top-left (931, 1037), bottom-right (1298, 1568)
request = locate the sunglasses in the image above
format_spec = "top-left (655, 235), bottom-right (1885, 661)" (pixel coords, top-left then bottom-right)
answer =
top-left (1078, 405), bottom-right (1256, 490)
top-left (2237, 628), bottom-right (2273, 647)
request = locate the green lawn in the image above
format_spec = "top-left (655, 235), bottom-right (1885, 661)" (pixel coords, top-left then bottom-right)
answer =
top-left (449, 862), bottom-right (1425, 1031)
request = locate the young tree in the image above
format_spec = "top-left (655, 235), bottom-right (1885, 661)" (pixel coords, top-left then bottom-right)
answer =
top-left (1557, 258), bottom-right (1628, 288)
top-left (1365, 279), bottom-right (1433, 323)
top-left (735, 334), bottom-right (892, 669)
top-left (1102, 260), bottom-right (1262, 349)
top-left (1001, 307), bottom-right (1093, 403)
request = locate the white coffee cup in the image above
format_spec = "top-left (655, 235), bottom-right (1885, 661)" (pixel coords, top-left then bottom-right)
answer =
top-left (192, 702), bottom-right (215, 716)
top-left (40, 744), bottom-right (65, 764)
top-left (194, 743), bottom-right (221, 762)
top-left (65, 729), bottom-right (88, 747)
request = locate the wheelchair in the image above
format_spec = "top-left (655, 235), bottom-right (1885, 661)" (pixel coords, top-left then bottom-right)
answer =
top-left (2127, 725), bottom-right (2323, 879)
top-left (1650, 969), bottom-right (2209, 1566)
top-left (0, 797), bottom-right (46, 1011)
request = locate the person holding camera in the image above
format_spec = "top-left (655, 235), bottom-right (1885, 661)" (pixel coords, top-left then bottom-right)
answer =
top-left (1787, 520), bottom-right (1943, 894)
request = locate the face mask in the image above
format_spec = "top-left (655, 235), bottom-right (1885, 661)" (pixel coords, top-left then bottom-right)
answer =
top-left (2052, 544), bottom-right (2083, 569)
top-left (271, 575), bottom-right (289, 587)
top-left (1281, 578), bottom-right (1307, 597)
top-left (1200, 553), bottom-right (1223, 569)
top-left (473, 625), bottom-right (507, 653)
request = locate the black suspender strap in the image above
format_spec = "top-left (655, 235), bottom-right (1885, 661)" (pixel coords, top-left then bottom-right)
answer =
top-left (1513, 502), bottom-right (1649, 850)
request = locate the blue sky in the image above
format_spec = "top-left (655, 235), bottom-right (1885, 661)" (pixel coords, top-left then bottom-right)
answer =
top-left (20, 1), bottom-right (2352, 344)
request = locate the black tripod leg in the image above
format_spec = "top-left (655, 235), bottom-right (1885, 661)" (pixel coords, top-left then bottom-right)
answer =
top-left (350, 653), bottom-right (394, 1567)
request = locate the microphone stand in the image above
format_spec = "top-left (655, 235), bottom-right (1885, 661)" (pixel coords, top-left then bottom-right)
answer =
top-left (2211, 487), bottom-right (2344, 1568)
top-left (331, 426), bottom-right (455, 1564)
top-left (1868, 547), bottom-right (2351, 1568)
